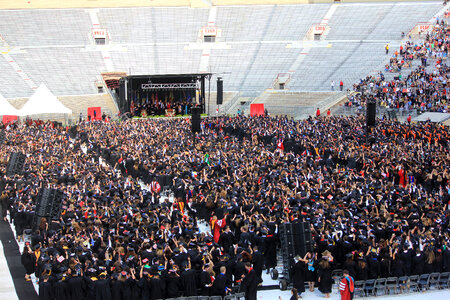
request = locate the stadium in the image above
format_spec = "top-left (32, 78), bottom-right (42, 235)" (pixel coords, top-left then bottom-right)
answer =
top-left (0, 0), bottom-right (449, 300)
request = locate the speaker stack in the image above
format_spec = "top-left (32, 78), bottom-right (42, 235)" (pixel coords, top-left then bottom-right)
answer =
top-left (280, 222), bottom-right (314, 281)
top-left (6, 152), bottom-right (26, 177)
top-left (216, 78), bottom-right (223, 105)
top-left (0, 130), bottom-right (5, 145)
top-left (191, 107), bottom-right (202, 133)
top-left (33, 188), bottom-right (64, 230)
top-left (366, 100), bottom-right (376, 127)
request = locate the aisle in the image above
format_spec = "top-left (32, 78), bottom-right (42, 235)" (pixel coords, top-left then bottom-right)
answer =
top-left (0, 220), bottom-right (38, 300)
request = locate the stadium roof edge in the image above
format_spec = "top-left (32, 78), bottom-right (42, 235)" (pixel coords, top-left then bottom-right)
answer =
top-left (0, 0), bottom-right (435, 10)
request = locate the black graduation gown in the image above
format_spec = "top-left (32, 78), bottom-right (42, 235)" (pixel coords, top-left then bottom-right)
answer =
top-left (252, 250), bottom-right (264, 281)
top-left (93, 279), bottom-right (112, 300)
top-left (165, 274), bottom-right (181, 298)
top-left (199, 270), bottom-right (212, 296)
top-left (181, 269), bottom-right (197, 296)
top-left (85, 277), bottom-right (96, 300)
top-left (291, 261), bottom-right (306, 293)
top-left (136, 277), bottom-right (150, 300)
top-left (120, 279), bottom-right (133, 300)
top-left (149, 276), bottom-right (165, 300)
top-left (211, 273), bottom-right (228, 297)
top-left (241, 269), bottom-right (258, 300)
top-left (398, 250), bottom-right (413, 275)
top-left (233, 261), bottom-right (246, 284)
top-left (21, 251), bottom-right (35, 275)
top-left (54, 279), bottom-right (70, 300)
top-left (67, 276), bottom-right (87, 300)
top-left (264, 235), bottom-right (277, 269)
top-left (39, 281), bottom-right (54, 300)
top-left (412, 253), bottom-right (425, 275)
top-left (111, 279), bottom-right (121, 300)
top-left (317, 263), bottom-right (332, 294)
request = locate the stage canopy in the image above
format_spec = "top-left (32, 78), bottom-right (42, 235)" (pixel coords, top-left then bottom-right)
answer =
top-left (0, 92), bottom-right (20, 116)
top-left (19, 84), bottom-right (72, 116)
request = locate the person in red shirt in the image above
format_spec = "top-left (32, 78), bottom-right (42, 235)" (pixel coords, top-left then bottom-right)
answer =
top-left (339, 269), bottom-right (354, 300)
top-left (316, 108), bottom-right (320, 117)
top-left (340, 81), bottom-right (344, 91)
top-left (327, 109), bottom-right (331, 117)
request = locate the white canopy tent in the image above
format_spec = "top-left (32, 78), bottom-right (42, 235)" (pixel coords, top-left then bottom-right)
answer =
top-left (19, 83), bottom-right (72, 116)
top-left (0, 92), bottom-right (20, 116)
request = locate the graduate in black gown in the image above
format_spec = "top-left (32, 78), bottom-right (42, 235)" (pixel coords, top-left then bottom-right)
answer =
top-left (241, 262), bottom-right (259, 300)
top-left (21, 242), bottom-right (35, 282)
top-left (39, 274), bottom-right (53, 300)
top-left (290, 255), bottom-right (308, 297)
top-left (317, 251), bottom-right (333, 299)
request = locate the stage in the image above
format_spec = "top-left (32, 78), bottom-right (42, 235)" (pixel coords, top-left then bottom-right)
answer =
top-left (118, 73), bottom-right (212, 117)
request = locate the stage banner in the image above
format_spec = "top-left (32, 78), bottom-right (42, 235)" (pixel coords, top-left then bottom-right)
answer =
top-left (87, 107), bottom-right (102, 121)
top-left (250, 104), bottom-right (265, 116)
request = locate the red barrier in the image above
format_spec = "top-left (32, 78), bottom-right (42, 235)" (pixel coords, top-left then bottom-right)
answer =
top-left (250, 104), bottom-right (265, 116)
top-left (87, 107), bottom-right (101, 121)
top-left (2, 115), bottom-right (17, 124)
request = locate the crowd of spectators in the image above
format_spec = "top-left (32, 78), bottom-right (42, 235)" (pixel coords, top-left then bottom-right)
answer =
top-left (0, 112), bottom-right (449, 300)
top-left (347, 19), bottom-right (449, 114)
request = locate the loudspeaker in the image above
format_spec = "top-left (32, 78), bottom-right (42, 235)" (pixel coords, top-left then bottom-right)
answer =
top-left (216, 78), bottom-right (223, 105)
top-left (286, 222), bottom-right (313, 258)
top-left (35, 188), bottom-right (64, 220)
top-left (366, 101), bottom-right (376, 127)
top-left (191, 107), bottom-right (201, 133)
top-left (6, 152), bottom-right (26, 176)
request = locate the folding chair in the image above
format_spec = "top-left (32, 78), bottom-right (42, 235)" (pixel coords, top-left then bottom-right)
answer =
top-left (224, 295), bottom-right (236, 300)
top-left (235, 292), bottom-right (246, 300)
top-left (418, 273), bottom-right (430, 291)
top-left (364, 279), bottom-right (375, 296)
top-left (210, 296), bottom-right (223, 300)
top-left (438, 272), bottom-right (450, 289)
top-left (374, 278), bottom-right (387, 296)
top-left (198, 297), bottom-right (210, 300)
top-left (385, 277), bottom-right (399, 294)
top-left (428, 272), bottom-right (440, 289)
top-left (397, 276), bottom-right (409, 293)
top-left (408, 275), bottom-right (420, 293)
top-left (353, 280), bottom-right (365, 298)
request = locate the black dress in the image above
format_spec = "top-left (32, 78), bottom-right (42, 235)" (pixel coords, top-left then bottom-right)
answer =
top-left (317, 260), bottom-right (332, 294)
top-left (290, 260), bottom-right (306, 294)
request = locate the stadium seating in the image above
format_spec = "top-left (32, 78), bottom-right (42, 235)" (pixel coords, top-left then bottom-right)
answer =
top-left (0, 3), bottom-right (443, 106)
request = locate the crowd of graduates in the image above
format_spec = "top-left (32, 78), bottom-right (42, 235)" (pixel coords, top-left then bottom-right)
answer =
top-left (0, 111), bottom-right (449, 300)
top-left (0, 17), bottom-right (448, 300)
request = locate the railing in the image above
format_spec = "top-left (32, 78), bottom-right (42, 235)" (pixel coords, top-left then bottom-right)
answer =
top-left (222, 91), bottom-right (241, 114)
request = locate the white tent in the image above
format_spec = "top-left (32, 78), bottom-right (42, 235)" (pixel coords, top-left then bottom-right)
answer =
top-left (0, 92), bottom-right (20, 116)
top-left (19, 83), bottom-right (72, 116)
